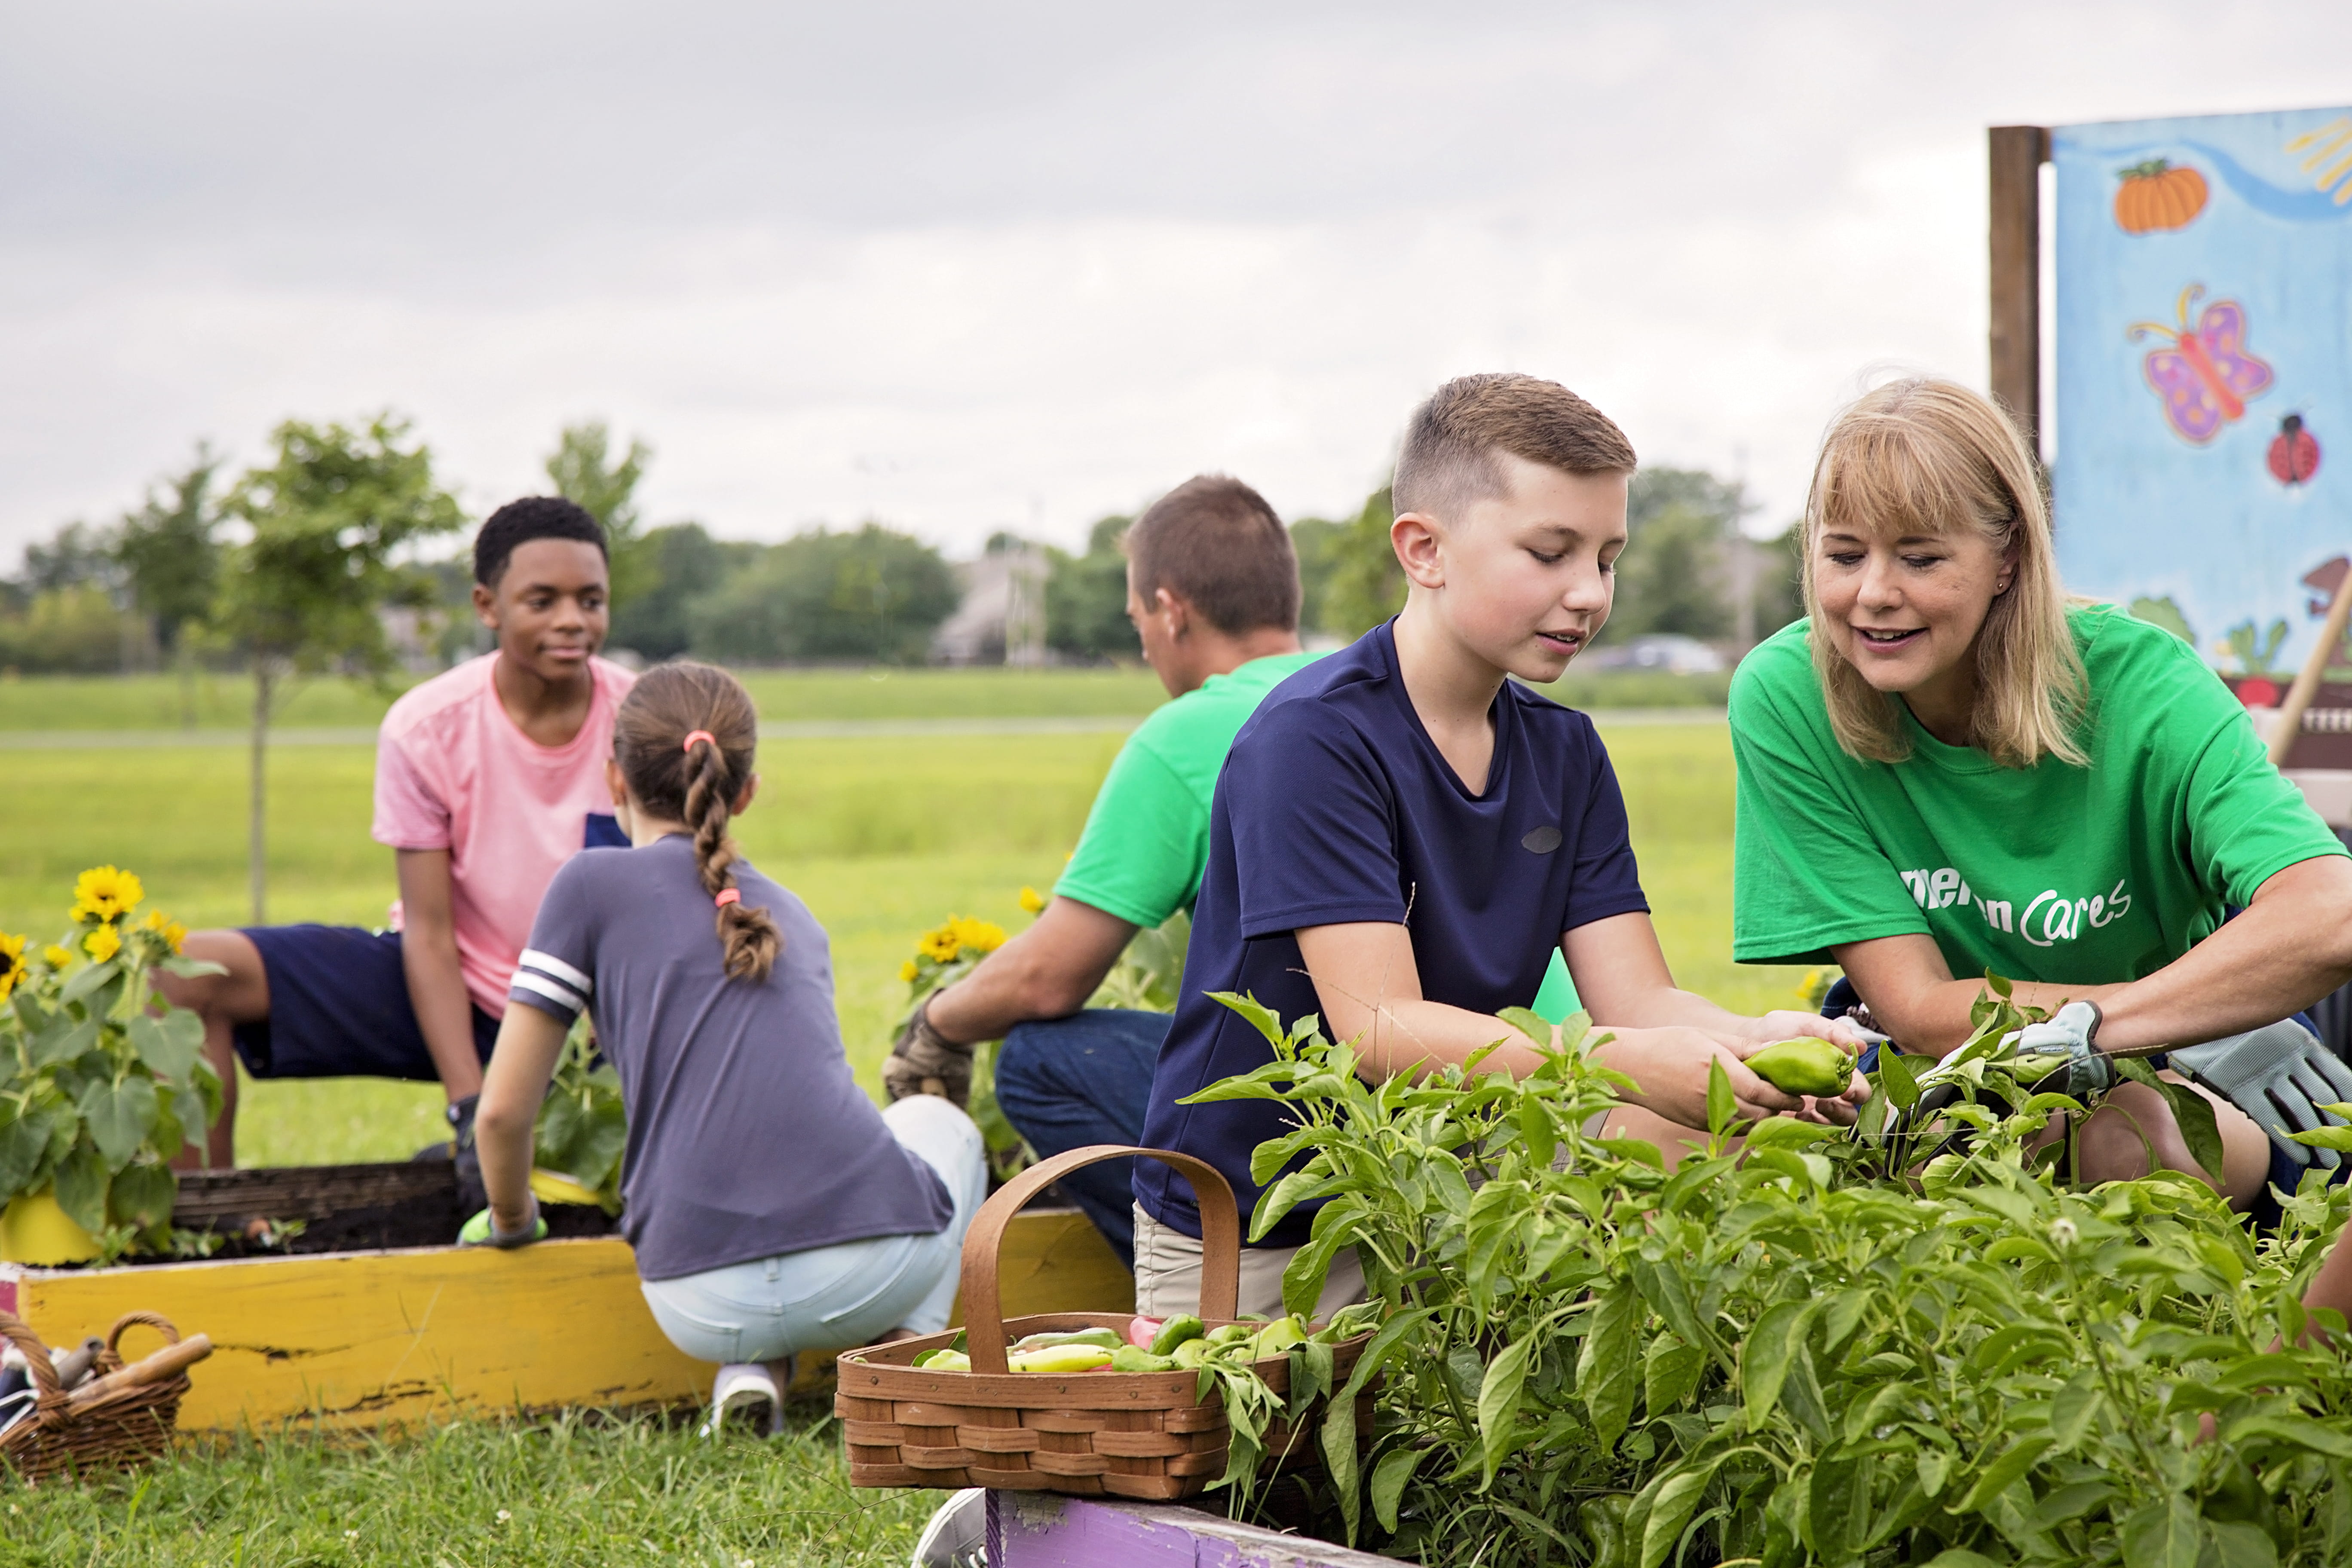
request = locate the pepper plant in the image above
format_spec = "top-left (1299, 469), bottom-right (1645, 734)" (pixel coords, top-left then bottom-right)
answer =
top-left (0, 867), bottom-right (223, 1253)
top-left (1188, 990), bottom-right (2352, 1568)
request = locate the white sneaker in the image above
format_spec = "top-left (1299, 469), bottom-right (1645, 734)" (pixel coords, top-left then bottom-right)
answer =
top-left (698, 1363), bottom-right (779, 1439)
top-left (910, 1486), bottom-right (987, 1567)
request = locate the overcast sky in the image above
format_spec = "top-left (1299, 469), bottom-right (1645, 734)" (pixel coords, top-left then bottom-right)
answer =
top-left (4, 1), bottom-right (2348, 563)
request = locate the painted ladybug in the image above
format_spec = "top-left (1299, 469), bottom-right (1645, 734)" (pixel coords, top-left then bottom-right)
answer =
top-left (2270, 414), bottom-right (2321, 486)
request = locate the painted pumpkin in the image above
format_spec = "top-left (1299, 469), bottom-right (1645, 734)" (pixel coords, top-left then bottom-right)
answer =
top-left (2115, 159), bottom-right (2208, 233)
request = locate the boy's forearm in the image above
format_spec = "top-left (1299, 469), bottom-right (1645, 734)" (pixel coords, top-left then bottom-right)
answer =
top-left (400, 924), bottom-right (487, 1100)
top-left (926, 898), bottom-right (1138, 1045)
top-left (1349, 998), bottom-right (1547, 1081)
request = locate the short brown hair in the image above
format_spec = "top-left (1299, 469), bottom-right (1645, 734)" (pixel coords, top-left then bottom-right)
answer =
top-left (1123, 475), bottom-right (1300, 635)
top-left (1392, 373), bottom-right (1637, 521)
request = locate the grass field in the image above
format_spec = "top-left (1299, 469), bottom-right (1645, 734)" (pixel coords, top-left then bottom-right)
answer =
top-left (0, 668), bottom-right (1787, 1561)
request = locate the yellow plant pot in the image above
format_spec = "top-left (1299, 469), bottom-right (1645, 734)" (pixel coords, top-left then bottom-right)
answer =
top-left (0, 1188), bottom-right (100, 1265)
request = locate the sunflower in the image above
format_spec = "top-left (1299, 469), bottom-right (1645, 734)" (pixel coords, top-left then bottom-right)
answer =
top-left (899, 959), bottom-right (920, 983)
top-left (42, 944), bottom-right (73, 970)
top-left (84, 924), bottom-right (123, 963)
top-left (1018, 886), bottom-right (1047, 914)
top-left (950, 916), bottom-right (1007, 954)
top-left (919, 927), bottom-right (962, 962)
top-left (0, 932), bottom-right (24, 1001)
top-left (70, 864), bottom-right (144, 923)
top-left (141, 907), bottom-right (187, 953)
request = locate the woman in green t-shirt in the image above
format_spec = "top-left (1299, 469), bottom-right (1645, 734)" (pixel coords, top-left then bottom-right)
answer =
top-left (1730, 376), bottom-right (2352, 1210)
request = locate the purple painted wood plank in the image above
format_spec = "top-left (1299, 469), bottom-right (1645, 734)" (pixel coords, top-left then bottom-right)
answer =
top-left (988, 1491), bottom-right (1419, 1567)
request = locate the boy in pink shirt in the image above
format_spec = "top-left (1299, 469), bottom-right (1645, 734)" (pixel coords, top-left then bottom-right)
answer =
top-left (162, 498), bottom-right (636, 1193)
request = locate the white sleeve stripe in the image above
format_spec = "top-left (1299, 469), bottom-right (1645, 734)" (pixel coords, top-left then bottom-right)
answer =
top-left (509, 971), bottom-right (586, 1014)
top-left (519, 949), bottom-right (592, 994)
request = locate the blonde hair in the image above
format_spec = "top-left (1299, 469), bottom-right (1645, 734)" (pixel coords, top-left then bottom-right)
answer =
top-left (1801, 378), bottom-right (2086, 769)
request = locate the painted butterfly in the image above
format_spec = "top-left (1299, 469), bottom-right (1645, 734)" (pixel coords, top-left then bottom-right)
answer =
top-left (2128, 284), bottom-right (2273, 445)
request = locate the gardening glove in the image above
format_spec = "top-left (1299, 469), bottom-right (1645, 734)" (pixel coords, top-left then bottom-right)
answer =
top-left (458, 1194), bottom-right (547, 1249)
top-left (2168, 1019), bottom-right (2352, 1171)
top-left (447, 1093), bottom-right (488, 1214)
top-left (883, 997), bottom-right (973, 1108)
top-left (2002, 1000), bottom-right (2115, 1102)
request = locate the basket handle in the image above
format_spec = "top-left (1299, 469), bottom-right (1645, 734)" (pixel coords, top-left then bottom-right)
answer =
top-left (958, 1144), bottom-right (1238, 1376)
top-left (0, 1309), bottom-right (64, 1408)
top-left (99, 1311), bottom-right (180, 1374)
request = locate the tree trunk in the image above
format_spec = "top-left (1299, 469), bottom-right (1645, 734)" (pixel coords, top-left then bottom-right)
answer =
top-left (249, 658), bottom-right (272, 923)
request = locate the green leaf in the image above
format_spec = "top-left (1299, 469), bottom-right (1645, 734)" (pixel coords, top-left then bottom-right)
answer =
top-left (51, 1139), bottom-right (111, 1231)
top-left (1369, 1445), bottom-right (1427, 1535)
top-left (2155, 1075), bottom-right (2226, 1185)
top-left (155, 955), bottom-right (227, 980)
top-left (2202, 1520), bottom-right (2278, 1568)
top-left (1577, 1283), bottom-right (1640, 1450)
top-left (2285, 1125), bottom-right (2352, 1152)
top-left (1517, 1096), bottom-right (1556, 1168)
top-left (1915, 1446), bottom-right (1951, 1498)
top-left (1638, 1466), bottom-right (1715, 1568)
top-left (109, 1158), bottom-right (177, 1231)
top-left (0, 1104), bottom-right (50, 1197)
top-left (1319, 1369), bottom-right (1362, 1544)
top-left (1706, 1055), bottom-right (1736, 1138)
top-left (1475, 1336), bottom-right (1533, 1487)
top-left (2048, 1374), bottom-right (2103, 1452)
top-left (1643, 1334), bottom-right (1704, 1414)
top-left (2222, 1413), bottom-right (2352, 1459)
top-left (59, 959), bottom-right (122, 1007)
top-left (1496, 1006), bottom-right (1552, 1047)
top-left (1952, 1435), bottom-right (2053, 1515)
top-left (1742, 1298), bottom-right (1811, 1431)
top-left (1876, 1044), bottom-right (1922, 1111)
top-left (127, 1009), bottom-right (205, 1081)
top-left (28, 1014), bottom-right (100, 1070)
top-left (1919, 1553), bottom-right (2006, 1568)
top-left (78, 1075), bottom-right (160, 1169)
top-left (2119, 1494), bottom-right (2202, 1568)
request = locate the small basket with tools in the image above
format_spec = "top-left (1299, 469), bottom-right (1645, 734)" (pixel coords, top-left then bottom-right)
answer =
top-left (0, 1310), bottom-right (213, 1485)
top-left (835, 1145), bottom-right (1374, 1501)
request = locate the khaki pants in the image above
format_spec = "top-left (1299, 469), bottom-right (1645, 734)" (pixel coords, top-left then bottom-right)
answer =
top-left (1131, 1203), bottom-right (1367, 1320)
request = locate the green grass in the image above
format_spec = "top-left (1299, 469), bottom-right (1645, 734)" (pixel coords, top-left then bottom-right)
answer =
top-left (0, 685), bottom-right (1791, 1554)
top-left (0, 666), bottom-right (1173, 732)
top-left (0, 1405), bottom-right (938, 1568)
top-left (0, 658), bottom-right (1727, 735)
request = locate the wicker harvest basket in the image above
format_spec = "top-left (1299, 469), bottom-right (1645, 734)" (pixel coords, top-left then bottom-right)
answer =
top-left (0, 1310), bottom-right (196, 1485)
top-left (835, 1144), bottom-right (1372, 1501)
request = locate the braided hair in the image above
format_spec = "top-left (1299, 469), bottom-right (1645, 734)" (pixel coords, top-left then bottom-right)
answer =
top-left (611, 662), bottom-right (781, 982)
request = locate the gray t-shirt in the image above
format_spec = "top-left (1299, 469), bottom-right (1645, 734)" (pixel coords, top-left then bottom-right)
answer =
top-left (510, 834), bottom-right (953, 1281)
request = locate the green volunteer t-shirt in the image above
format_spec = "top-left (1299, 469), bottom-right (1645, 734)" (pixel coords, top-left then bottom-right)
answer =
top-left (1054, 652), bottom-right (1322, 928)
top-left (1731, 605), bottom-right (2346, 981)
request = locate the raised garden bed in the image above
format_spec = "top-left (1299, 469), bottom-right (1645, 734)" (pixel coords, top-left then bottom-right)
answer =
top-left (2, 1163), bottom-right (1131, 1432)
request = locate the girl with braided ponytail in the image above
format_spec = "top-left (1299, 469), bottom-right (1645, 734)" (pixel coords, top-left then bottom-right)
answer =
top-left (466, 661), bottom-right (986, 1434)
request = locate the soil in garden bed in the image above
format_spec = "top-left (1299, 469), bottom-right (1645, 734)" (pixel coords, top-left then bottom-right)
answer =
top-left (99, 1161), bottom-right (616, 1265)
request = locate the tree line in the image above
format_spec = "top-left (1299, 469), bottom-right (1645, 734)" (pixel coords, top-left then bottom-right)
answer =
top-left (5, 423), bottom-right (1798, 683)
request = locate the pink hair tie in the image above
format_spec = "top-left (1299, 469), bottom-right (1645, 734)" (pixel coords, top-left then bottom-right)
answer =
top-left (713, 888), bottom-right (741, 909)
top-left (681, 729), bottom-right (718, 753)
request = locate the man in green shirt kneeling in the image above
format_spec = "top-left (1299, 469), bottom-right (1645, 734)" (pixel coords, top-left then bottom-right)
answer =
top-left (882, 475), bottom-right (1317, 1264)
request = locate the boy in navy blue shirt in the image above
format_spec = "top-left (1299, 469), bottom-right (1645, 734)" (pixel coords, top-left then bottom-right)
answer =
top-left (1134, 374), bottom-right (1870, 1316)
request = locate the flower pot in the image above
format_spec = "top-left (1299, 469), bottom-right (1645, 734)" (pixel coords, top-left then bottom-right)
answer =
top-left (0, 1188), bottom-right (100, 1265)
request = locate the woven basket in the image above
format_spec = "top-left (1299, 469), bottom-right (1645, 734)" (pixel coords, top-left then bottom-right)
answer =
top-left (0, 1311), bottom-right (192, 1485)
top-left (835, 1143), bottom-right (1371, 1501)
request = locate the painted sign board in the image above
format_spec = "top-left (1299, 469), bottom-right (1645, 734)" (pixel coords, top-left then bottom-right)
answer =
top-left (2052, 107), bottom-right (2352, 685)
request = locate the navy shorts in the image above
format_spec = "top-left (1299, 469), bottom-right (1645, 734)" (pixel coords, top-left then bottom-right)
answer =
top-left (233, 925), bottom-right (500, 1081)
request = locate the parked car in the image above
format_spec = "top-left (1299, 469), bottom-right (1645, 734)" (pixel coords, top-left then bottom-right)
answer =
top-left (1581, 634), bottom-right (1726, 674)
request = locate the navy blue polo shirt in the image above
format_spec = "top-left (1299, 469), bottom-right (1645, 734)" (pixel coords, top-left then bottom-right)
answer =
top-left (1135, 621), bottom-right (1651, 1246)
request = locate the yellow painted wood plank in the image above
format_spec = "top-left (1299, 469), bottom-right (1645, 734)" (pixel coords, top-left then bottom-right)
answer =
top-left (4, 1208), bottom-right (1130, 1431)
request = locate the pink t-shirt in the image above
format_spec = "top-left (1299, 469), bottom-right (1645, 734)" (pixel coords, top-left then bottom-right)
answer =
top-left (371, 654), bottom-right (637, 1017)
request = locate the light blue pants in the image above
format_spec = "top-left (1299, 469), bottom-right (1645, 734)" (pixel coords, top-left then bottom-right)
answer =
top-left (638, 1096), bottom-right (987, 1365)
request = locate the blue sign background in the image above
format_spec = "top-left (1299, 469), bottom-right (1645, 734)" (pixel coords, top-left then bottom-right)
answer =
top-left (2053, 107), bottom-right (2352, 676)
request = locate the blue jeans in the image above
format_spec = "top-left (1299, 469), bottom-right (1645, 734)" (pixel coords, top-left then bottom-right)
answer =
top-left (992, 1009), bottom-right (1169, 1267)
top-left (637, 1096), bottom-right (988, 1364)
